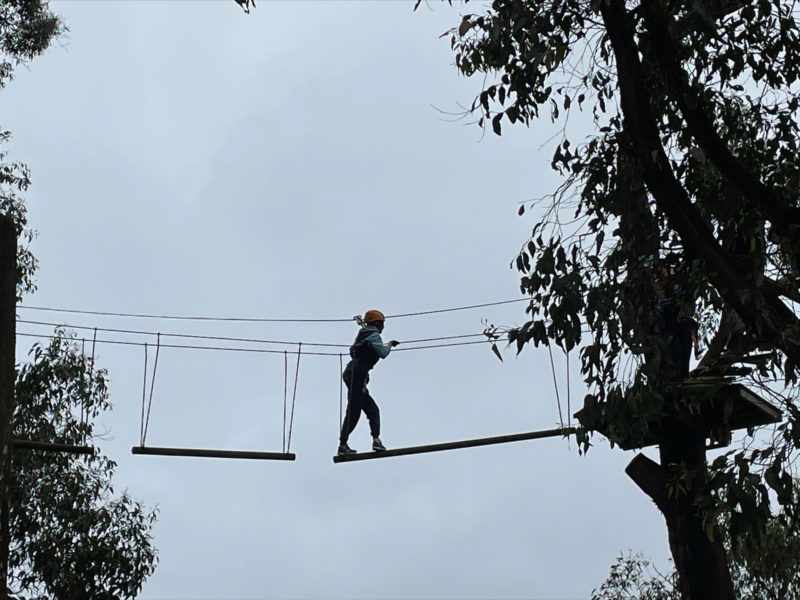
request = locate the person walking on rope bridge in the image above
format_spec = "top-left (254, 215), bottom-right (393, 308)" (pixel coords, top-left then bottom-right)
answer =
top-left (338, 309), bottom-right (399, 456)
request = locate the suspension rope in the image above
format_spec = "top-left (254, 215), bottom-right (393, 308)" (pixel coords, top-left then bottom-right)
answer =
top-left (80, 338), bottom-right (86, 444)
top-left (286, 343), bottom-right (302, 452)
top-left (16, 331), bottom-right (491, 356)
top-left (85, 328), bottom-right (97, 447)
top-left (140, 343), bottom-right (149, 446)
top-left (17, 306), bottom-right (352, 323)
top-left (282, 350), bottom-right (288, 454)
top-left (19, 319), bottom-right (488, 348)
top-left (566, 347), bottom-right (571, 430)
top-left (387, 298), bottom-right (527, 319)
top-left (88, 328), bottom-right (97, 380)
top-left (17, 319), bottom-right (351, 348)
top-left (547, 343), bottom-right (565, 430)
top-left (16, 297), bottom-right (528, 324)
top-left (338, 353), bottom-right (344, 434)
top-left (141, 333), bottom-right (161, 446)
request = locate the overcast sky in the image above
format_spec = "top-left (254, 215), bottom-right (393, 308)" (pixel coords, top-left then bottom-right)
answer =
top-left (3, 1), bottom-right (678, 598)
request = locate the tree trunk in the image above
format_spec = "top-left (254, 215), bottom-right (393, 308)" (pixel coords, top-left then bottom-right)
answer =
top-left (627, 424), bottom-right (735, 599)
top-left (660, 424), bottom-right (734, 599)
top-left (0, 214), bottom-right (15, 599)
top-left (599, 0), bottom-right (800, 368)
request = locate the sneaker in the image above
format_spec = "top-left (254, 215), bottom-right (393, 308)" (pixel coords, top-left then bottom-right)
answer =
top-left (337, 444), bottom-right (357, 456)
top-left (372, 437), bottom-right (387, 452)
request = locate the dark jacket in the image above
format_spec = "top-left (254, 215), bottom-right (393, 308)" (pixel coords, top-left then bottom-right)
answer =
top-left (349, 324), bottom-right (393, 370)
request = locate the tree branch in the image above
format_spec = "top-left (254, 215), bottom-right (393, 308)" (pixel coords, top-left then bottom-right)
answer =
top-left (598, 0), bottom-right (800, 369)
top-left (626, 453), bottom-right (669, 512)
top-left (640, 0), bottom-right (800, 245)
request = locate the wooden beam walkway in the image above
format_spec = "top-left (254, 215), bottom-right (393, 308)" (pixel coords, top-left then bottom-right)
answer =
top-left (333, 427), bottom-right (576, 463)
top-left (132, 446), bottom-right (296, 460)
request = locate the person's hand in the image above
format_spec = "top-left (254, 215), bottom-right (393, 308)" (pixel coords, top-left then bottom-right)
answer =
top-left (389, 340), bottom-right (400, 347)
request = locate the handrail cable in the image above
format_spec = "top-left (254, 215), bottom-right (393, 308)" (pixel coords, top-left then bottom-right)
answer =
top-left (17, 331), bottom-right (495, 356)
top-left (16, 298), bottom-right (528, 324)
top-left (17, 319), bottom-right (486, 348)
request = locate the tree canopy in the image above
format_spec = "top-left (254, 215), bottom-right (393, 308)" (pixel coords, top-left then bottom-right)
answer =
top-left (10, 334), bottom-right (158, 599)
top-left (436, 0), bottom-right (800, 596)
top-left (0, 3), bottom-right (158, 594)
top-left (0, 0), bottom-right (61, 88)
top-left (593, 494), bottom-right (800, 599)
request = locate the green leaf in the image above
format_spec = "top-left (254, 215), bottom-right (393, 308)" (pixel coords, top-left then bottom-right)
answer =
top-left (492, 113), bottom-right (503, 135)
top-left (491, 342), bottom-right (504, 362)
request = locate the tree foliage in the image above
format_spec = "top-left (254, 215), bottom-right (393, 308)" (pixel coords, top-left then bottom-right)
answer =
top-left (0, 1), bottom-right (159, 596)
top-left (0, 0), bottom-right (61, 88)
top-left (10, 334), bottom-right (158, 599)
top-left (591, 552), bottom-right (679, 600)
top-left (435, 0), bottom-right (800, 592)
top-left (1, 131), bottom-right (38, 300)
top-left (593, 491), bottom-right (800, 600)
top-left (0, 0), bottom-right (64, 298)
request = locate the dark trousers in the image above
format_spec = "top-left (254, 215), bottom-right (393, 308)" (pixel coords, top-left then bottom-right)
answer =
top-left (340, 361), bottom-right (380, 444)
top-left (660, 316), bottom-right (694, 381)
top-left (668, 324), bottom-right (693, 380)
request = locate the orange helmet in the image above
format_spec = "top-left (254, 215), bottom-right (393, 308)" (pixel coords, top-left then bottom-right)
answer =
top-left (363, 309), bottom-right (385, 324)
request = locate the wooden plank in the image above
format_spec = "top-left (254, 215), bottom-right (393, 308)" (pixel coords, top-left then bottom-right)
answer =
top-left (333, 427), bottom-right (576, 463)
top-left (12, 440), bottom-right (95, 455)
top-left (131, 446), bottom-right (296, 461)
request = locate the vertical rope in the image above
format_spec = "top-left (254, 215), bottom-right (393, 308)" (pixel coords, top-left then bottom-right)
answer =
top-left (338, 353), bottom-right (344, 434)
top-left (140, 343), bottom-right (149, 446)
top-left (565, 347), bottom-right (571, 429)
top-left (86, 328), bottom-right (97, 446)
top-left (547, 343), bottom-right (565, 429)
top-left (80, 338), bottom-right (86, 444)
top-left (286, 343), bottom-right (302, 452)
top-left (282, 350), bottom-right (288, 453)
top-left (142, 333), bottom-right (161, 446)
top-left (88, 328), bottom-right (97, 380)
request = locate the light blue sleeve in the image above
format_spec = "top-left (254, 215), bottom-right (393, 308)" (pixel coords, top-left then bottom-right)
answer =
top-left (364, 331), bottom-right (392, 359)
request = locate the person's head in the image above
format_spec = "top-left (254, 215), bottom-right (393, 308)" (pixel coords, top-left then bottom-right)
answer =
top-left (655, 252), bottom-right (682, 279)
top-left (363, 309), bottom-right (385, 332)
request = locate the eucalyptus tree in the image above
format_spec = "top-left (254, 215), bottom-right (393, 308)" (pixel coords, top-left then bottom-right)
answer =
top-left (593, 492), bottom-right (800, 600)
top-left (434, 0), bottom-right (800, 597)
top-left (10, 334), bottom-right (158, 600)
top-left (0, 2), bottom-right (159, 595)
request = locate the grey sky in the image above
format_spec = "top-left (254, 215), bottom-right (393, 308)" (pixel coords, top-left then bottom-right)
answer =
top-left (4, 1), bottom-right (674, 598)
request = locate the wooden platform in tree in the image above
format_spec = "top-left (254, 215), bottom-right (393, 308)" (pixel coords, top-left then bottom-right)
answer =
top-left (587, 381), bottom-right (781, 450)
top-left (12, 439), bottom-right (95, 455)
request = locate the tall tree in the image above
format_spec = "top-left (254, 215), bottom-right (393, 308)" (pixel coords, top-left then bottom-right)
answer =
top-left (0, 3), bottom-right (62, 592)
top-left (0, 3), bottom-right (159, 594)
top-left (434, 0), bottom-right (800, 597)
top-left (1, 141), bottom-right (159, 598)
top-left (10, 333), bottom-right (158, 599)
top-left (593, 486), bottom-right (800, 600)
